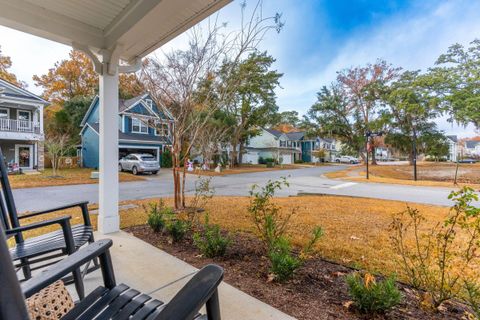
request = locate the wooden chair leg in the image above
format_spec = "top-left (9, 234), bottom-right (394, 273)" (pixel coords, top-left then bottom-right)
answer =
top-left (21, 258), bottom-right (32, 280)
top-left (72, 268), bottom-right (85, 300)
top-left (206, 290), bottom-right (221, 320)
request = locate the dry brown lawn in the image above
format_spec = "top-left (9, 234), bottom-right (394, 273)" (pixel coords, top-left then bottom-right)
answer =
top-left (9, 168), bottom-right (144, 189)
top-left (14, 195), bottom-right (453, 278)
top-left (326, 162), bottom-right (480, 187)
top-left (183, 164), bottom-right (303, 176)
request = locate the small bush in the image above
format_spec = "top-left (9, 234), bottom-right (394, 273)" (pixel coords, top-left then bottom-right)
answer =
top-left (464, 281), bottom-right (480, 319)
top-left (146, 201), bottom-right (171, 232)
top-left (268, 237), bottom-right (301, 281)
top-left (165, 218), bottom-right (189, 242)
top-left (249, 178), bottom-right (323, 281)
top-left (390, 187), bottom-right (480, 307)
top-left (346, 272), bottom-right (402, 314)
top-left (193, 214), bottom-right (231, 258)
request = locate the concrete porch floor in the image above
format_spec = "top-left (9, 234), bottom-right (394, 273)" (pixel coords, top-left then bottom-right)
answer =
top-left (70, 230), bottom-right (295, 320)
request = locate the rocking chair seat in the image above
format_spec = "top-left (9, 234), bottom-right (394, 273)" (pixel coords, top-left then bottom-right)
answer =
top-left (62, 284), bottom-right (206, 320)
top-left (10, 224), bottom-right (93, 261)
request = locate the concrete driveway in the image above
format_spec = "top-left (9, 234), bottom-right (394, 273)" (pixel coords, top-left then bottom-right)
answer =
top-left (14, 165), bottom-right (469, 213)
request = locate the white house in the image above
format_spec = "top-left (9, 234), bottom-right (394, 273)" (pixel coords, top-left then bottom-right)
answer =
top-left (242, 129), bottom-right (301, 165)
top-left (0, 79), bottom-right (47, 170)
top-left (464, 140), bottom-right (480, 157)
top-left (446, 135), bottom-right (458, 162)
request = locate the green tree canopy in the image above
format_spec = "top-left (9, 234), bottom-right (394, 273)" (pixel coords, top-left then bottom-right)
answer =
top-left (428, 39), bottom-right (480, 127)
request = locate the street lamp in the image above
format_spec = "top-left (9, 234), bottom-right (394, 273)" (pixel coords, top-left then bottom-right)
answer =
top-left (365, 131), bottom-right (384, 179)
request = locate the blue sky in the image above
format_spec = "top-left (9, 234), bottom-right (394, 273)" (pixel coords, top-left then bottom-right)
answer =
top-left (1, 0), bottom-right (479, 136)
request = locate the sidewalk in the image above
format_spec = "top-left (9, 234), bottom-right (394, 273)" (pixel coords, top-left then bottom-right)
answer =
top-left (75, 230), bottom-right (295, 319)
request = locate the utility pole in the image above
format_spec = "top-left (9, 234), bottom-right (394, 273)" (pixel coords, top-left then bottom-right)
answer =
top-left (412, 127), bottom-right (417, 181)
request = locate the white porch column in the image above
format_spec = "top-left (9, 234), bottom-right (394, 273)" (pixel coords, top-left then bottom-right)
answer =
top-left (98, 65), bottom-right (120, 234)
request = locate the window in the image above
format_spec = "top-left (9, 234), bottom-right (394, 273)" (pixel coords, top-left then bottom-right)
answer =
top-left (280, 140), bottom-right (286, 147)
top-left (0, 108), bottom-right (9, 119)
top-left (155, 122), bottom-right (169, 136)
top-left (17, 110), bottom-right (31, 130)
top-left (131, 117), bottom-right (148, 134)
top-left (145, 99), bottom-right (153, 110)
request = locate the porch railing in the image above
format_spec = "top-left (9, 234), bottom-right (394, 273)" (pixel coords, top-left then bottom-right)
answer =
top-left (0, 119), bottom-right (40, 134)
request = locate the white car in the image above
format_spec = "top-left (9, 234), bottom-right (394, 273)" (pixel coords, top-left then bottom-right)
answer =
top-left (335, 156), bottom-right (360, 164)
top-left (119, 153), bottom-right (160, 175)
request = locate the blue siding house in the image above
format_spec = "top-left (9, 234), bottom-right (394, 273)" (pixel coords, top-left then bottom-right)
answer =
top-left (80, 93), bottom-right (173, 168)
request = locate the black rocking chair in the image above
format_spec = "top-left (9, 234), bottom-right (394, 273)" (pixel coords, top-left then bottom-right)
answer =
top-left (0, 149), bottom-right (97, 299)
top-left (0, 224), bottom-right (224, 320)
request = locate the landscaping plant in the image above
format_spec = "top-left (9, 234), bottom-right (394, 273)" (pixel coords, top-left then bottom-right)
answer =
top-left (165, 218), bottom-right (190, 242)
top-left (146, 200), bottom-right (169, 232)
top-left (464, 280), bottom-right (480, 319)
top-left (193, 214), bottom-right (231, 258)
top-left (249, 178), bottom-right (324, 281)
top-left (346, 272), bottom-right (402, 314)
top-left (390, 186), bottom-right (480, 308)
top-left (188, 176), bottom-right (215, 226)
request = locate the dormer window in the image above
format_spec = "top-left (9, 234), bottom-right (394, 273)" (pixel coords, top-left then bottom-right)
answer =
top-left (145, 99), bottom-right (153, 110)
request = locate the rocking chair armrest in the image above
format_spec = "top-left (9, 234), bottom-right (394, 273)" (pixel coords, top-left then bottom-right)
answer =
top-left (22, 239), bottom-right (114, 298)
top-left (5, 216), bottom-right (72, 236)
top-left (155, 264), bottom-right (224, 320)
top-left (19, 201), bottom-right (92, 226)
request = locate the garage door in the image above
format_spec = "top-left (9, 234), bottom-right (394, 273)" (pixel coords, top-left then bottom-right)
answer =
top-left (119, 147), bottom-right (159, 162)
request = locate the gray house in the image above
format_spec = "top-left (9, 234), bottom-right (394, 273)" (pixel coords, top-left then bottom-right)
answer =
top-left (0, 79), bottom-right (47, 170)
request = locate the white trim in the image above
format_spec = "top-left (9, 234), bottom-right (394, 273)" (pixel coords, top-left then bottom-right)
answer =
top-left (15, 144), bottom-right (33, 169)
top-left (119, 139), bottom-right (167, 145)
top-left (80, 96), bottom-right (99, 127)
top-left (119, 144), bottom-right (160, 162)
top-left (79, 122), bottom-right (99, 136)
top-left (0, 78), bottom-right (48, 104)
top-left (121, 114), bottom-right (125, 132)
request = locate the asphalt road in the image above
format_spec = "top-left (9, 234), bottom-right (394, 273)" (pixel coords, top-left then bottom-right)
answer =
top-left (14, 165), bottom-right (474, 213)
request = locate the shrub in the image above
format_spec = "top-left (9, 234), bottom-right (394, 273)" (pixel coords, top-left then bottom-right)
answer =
top-left (390, 187), bottom-right (480, 308)
top-left (146, 200), bottom-right (171, 232)
top-left (161, 148), bottom-right (173, 168)
top-left (346, 272), bottom-right (402, 314)
top-left (165, 218), bottom-right (189, 242)
top-left (193, 214), bottom-right (231, 258)
top-left (249, 178), bottom-right (323, 281)
top-left (268, 237), bottom-right (301, 281)
top-left (464, 281), bottom-right (480, 320)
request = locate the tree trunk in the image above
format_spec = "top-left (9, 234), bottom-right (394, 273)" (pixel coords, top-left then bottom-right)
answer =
top-left (172, 143), bottom-right (181, 210)
top-left (238, 142), bottom-right (244, 165)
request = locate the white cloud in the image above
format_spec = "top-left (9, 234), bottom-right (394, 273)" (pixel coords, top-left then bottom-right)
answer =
top-left (268, 0), bottom-right (480, 136)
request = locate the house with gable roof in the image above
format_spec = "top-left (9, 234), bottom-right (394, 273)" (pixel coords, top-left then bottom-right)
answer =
top-left (0, 78), bottom-right (48, 170)
top-left (80, 93), bottom-right (173, 168)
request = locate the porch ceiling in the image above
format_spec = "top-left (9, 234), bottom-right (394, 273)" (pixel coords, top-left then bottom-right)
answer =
top-left (0, 0), bottom-right (231, 62)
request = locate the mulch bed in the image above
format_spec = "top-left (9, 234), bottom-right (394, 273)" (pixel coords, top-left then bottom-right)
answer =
top-left (124, 225), bottom-right (470, 320)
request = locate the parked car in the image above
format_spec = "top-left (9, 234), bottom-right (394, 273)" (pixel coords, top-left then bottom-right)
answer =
top-left (458, 158), bottom-right (478, 164)
top-left (119, 153), bottom-right (160, 175)
top-left (335, 156), bottom-right (360, 164)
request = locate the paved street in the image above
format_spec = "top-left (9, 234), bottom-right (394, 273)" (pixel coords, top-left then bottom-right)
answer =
top-left (14, 165), bottom-right (474, 213)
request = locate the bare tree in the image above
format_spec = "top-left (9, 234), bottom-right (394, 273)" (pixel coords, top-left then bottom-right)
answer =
top-left (44, 133), bottom-right (70, 177)
top-left (141, 1), bottom-right (283, 210)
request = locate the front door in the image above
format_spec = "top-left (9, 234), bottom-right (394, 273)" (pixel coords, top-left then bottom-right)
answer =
top-left (15, 144), bottom-right (33, 169)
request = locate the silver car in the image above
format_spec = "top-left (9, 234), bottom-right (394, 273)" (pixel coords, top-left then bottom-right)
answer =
top-left (119, 153), bottom-right (160, 175)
